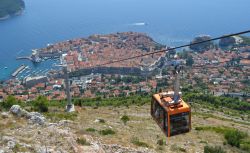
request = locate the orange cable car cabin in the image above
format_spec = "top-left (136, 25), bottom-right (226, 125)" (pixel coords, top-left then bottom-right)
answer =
top-left (151, 92), bottom-right (191, 137)
top-left (151, 62), bottom-right (191, 137)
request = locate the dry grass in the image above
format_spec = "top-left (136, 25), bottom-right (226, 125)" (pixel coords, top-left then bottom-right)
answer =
top-left (73, 104), bottom-right (248, 152)
top-left (0, 104), bottom-right (248, 153)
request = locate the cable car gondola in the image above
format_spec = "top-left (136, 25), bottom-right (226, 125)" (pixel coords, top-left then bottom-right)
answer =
top-left (151, 63), bottom-right (191, 137)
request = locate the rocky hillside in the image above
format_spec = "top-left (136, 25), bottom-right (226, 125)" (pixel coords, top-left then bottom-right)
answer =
top-left (0, 103), bottom-right (249, 153)
top-left (0, 105), bottom-right (152, 153)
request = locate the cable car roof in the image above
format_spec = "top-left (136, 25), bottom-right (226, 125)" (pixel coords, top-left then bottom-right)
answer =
top-left (153, 93), bottom-right (190, 115)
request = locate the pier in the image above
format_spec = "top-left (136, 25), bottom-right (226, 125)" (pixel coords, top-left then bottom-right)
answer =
top-left (16, 55), bottom-right (41, 63)
top-left (16, 56), bottom-right (32, 60)
top-left (12, 65), bottom-right (26, 77)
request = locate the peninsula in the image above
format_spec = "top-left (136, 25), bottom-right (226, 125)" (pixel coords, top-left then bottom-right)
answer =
top-left (30, 32), bottom-right (167, 75)
top-left (0, 0), bottom-right (25, 20)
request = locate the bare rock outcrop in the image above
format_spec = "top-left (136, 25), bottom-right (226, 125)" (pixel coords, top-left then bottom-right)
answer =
top-left (1, 112), bottom-right (9, 118)
top-left (101, 144), bottom-right (154, 153)
top-left (9, 105), bottom-right (46, 125)
top-left (2, 105), bottom-right (154, 153)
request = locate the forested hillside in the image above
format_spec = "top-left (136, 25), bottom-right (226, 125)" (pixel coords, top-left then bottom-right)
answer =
top-left (0, 0), bottom-right (25, 18)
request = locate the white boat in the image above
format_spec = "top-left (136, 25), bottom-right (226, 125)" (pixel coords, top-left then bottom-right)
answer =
top-left (132, 22), bottom-right (147, 26)
top-left (4, 67), bottom-right (8, 69)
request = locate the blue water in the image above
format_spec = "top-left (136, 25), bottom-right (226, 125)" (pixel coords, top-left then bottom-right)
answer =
top-left (0, 0), bottom-right (250, 80)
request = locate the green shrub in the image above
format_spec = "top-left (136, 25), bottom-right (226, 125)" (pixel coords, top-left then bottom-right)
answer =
top-left (179, 147), bottom-right (187, 152)
top-left (73, 95), bottom-right (150, 107)
top-left (199, 140), bottom-right (208, 144)
top-left (99, 129), bottom-right (115, 135)
top-left (195, 127), bottom-right (203, 131)
top-left (120, 115), bottom-right (130, 125)
top-left (131, 137), bottom-right (149, 148)
top-left (86, 128), bottom-right (96, 132)
top-left (32, 96), bottom-right (48, 112)
top-left (98, 119), bottom-right (105, 123)
top-left (13, 143), bottom-right (21, 152)
top-left (1, 95), bottom-right (18, 109)
top-left (12, 143), bottom-right (27, 152)
top-left (45, 112), bottom-right (77, 121)
top-left (224, 130), bottom-right (247, 148)
top-left (76, 137), bottom-right (90, 146)
top-left (47, 100), bottom-right (66, 108)
top-left (241, 140), bottom-right (250, 152)
top-left (183, 93), bottom-right (250, 113)
top-left (157, 139), bottom-right (165, 146)
top-left (195, 126), bottom-right (227, 134)
top-left (195, 126), bottom-right (249, 151)
top-left (204, 146), bottom-right (226, 153)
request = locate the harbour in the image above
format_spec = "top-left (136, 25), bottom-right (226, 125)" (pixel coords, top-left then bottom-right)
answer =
top-left (12, 58), bottom-right (61, 81)
top-left (1, 0), bottom-right (250, 81)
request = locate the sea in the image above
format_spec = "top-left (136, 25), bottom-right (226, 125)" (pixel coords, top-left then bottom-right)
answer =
top-left (0, 0), bottom-right (250, 81)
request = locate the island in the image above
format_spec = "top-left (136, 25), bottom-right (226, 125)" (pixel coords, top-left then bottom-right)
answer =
top-left (0, 0), bottom-right (25, 20)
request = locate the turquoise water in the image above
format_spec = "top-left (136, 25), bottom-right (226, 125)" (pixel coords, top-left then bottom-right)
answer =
top-left (0, 0), bottom-right (250, 80)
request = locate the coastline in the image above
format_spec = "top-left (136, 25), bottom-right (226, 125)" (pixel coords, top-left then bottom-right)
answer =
top-left (15, 8), bottom-right (24, 16)
top-left (0, 9), bottom-right (24, 21)
top-left (0, 15), bottom-right (10, 21)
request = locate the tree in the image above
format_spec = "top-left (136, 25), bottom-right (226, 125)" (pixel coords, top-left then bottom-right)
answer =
top-left (219, 36), bottom-right (236, 48)
top-left (162, 68), bottom-right (168, 75)
top-left (178, 51), bottom-right (188, 59)
top-left (33, 96), bottom-right (49, 112)
top-left (186, 56), bottom-right (194, 66)
top-left (1, 95), bottom-right (18, 109)
top-left (190, 35), bottom-right (214, 52)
